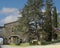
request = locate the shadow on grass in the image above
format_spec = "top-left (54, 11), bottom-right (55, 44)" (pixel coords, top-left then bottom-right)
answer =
top-left (41, 40), bottom-right (60, 45)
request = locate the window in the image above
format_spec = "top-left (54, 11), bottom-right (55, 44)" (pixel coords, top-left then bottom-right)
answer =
top-left (12, 27), bottom-right (14, 32)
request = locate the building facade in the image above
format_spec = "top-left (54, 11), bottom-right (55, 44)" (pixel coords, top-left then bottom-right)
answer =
top-left (0, 21), bottom-right (29, 44)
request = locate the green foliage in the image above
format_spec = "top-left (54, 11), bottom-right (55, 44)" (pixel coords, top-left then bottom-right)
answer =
top-left (52, 6), bottom-right (58, 28)
top-left (18, 0), bottom-right (44, 41)
top-left (17, 0), bottom-right (58, 42)
top-left (42, 0), bottom-right (52, 41)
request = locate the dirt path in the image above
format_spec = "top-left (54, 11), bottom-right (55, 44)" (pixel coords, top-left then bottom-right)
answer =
top-left (1, 45), bottom-right (60, 48)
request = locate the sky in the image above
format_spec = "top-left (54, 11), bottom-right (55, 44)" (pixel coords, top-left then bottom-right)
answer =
top-left (0, 0), bottom-right (60, 26)
top-left (0, 0), bottom-right (27, 26)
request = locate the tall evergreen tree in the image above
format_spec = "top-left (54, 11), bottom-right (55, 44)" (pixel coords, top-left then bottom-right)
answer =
top-left (18, 0), bottom-right (44, 41)
top-left (44, 0), bottom-right (53, 41)
top-left (17, 0), bottom-right (58, 42)
top-left (51, 6), bottom-right (58, 40)
top-left (52, 6), bottom-right (58, 28)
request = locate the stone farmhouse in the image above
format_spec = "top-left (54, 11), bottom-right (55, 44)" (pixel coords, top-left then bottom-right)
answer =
top-left (0, 21), bottom-right (60, 45)
top-left (0, 21), bottom-right (29, 44)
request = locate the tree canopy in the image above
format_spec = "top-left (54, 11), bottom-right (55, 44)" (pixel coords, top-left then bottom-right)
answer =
top-left (17, 0), bottom-right (58, 42)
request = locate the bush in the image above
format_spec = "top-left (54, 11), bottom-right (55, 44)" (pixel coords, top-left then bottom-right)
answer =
top-left (30, 40), bottom-right (41, 45)
top-left (32, 40), bottom-right (38, 45)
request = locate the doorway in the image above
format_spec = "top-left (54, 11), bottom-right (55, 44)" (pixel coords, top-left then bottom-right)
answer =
top-left (0, 38), bottom-right (3, 45)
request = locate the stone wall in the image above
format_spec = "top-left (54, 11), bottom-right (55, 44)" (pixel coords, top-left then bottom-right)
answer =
top-left (3, 21), bottom-right (28, 44)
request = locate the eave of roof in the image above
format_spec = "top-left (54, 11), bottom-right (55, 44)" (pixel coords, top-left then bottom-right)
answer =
top-left (4, 21), bottom-right (18, 25)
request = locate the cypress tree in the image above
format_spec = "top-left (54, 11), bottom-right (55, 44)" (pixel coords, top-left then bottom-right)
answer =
top-left (52, 6), bottom-right (58, 28)
top-left (45, 0), bottom-right (53, 41)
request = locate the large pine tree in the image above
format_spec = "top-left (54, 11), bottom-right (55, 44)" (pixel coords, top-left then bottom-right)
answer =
top-left (18, 0), bottom-right (44, 41)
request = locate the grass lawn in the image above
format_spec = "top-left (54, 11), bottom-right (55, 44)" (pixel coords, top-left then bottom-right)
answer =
top-left (9, 43), bottom-right (30, 47)
top-left (9, 39), bottom-right (60, 46)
